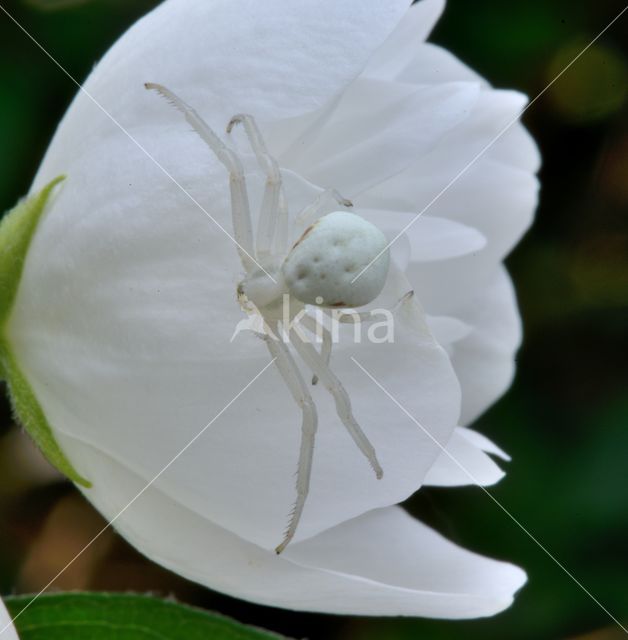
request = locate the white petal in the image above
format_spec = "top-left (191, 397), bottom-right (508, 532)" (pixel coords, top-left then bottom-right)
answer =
top-left (450, 267), bottom-right (522, 425)
top-left (450, 90), bottom-right (541, 174)
top-left (400, 43), bottom-right (540, 172)
top-left (0, 599), bottom-right (18, 640)
top-left (279, 78), bottom-right (420, 168)
top-left (406, 215), bottom-right (486, 262)
top-left (34, 0), bottom-right (412, 189)
top-left (63, 437), bottom-right (524, 617)
top-left (399, 42), bottom-right (487, 85)
top-left (360, 210), bottom-right (486, 263)
top-left (426, 315), bottom-right (472, 347)
top-left (377, 156), bottom-right (537, 316)
top-left (359, 90), bottom-right (540, 212)
top-left (288, 506), bottom-right (526, 618)
top-left (364, 0), bottom-right (446, 80)
top-left (424, 426), bottom-right (507, 487)
top-left (389, 231), bottom-right (412, 272)
top-left (289, 81), bottom-right (480, 196)
top-left (420, 157), bottom-right (539, 252)
top-left (458, 426), bottom-right (510, 461)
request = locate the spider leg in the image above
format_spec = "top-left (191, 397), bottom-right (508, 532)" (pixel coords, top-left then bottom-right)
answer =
top-left (145, 83), bottom-right (256, 273)
top-left (228, 114), bottom-right (286, 263)
top-left (258, 325), bottom-right (318, 554)
top-left (334, 290), bottom-right (415, 324)
top-left (302, 292), bottom-right (414, 383)
top-left (300, 313), bottom-right (332, 385)
top-left (274, 190), bottom-right (289, 257)
top-left (295, 188), bottom-right (353, 229)
top-left (289, 328), bottom-right (383, 479)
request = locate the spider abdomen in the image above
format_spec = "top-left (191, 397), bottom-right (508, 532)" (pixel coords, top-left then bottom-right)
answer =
top-left (282, 211), bottom-right (389, 308)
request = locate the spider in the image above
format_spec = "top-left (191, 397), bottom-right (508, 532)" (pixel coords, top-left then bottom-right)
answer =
top-left (146, 83), bottom-right (405, 554)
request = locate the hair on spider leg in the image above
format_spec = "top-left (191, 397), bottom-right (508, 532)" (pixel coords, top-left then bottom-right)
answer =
top-left (144, 82), bottom-right (181, 109)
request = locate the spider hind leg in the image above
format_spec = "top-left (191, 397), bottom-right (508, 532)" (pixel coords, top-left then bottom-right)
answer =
top-left (258, 326), bottom-right (319, 554)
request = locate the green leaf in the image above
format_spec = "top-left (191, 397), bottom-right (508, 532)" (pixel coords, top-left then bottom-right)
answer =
top-left (4, 593), bottom-right (289, 640)
top-left (0, 177), bottom-right (90, 487)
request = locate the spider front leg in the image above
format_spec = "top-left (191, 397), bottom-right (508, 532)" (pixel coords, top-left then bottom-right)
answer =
top-left (258, 323), bottom-right (318, 555)
top-left (145, 83), bottom-right (257, 273)
top-left (227, 114), bottom-right (287, 263)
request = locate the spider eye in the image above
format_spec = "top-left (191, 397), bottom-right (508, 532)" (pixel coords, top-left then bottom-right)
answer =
top-left (282, 211), bottom-right (389, 308)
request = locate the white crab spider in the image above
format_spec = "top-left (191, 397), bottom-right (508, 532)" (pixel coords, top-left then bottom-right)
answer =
top-left (146, 83), bottom-right (397, 554)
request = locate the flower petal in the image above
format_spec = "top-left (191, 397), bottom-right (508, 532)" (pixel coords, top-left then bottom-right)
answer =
top-left (360, 210), bottom-right (486, 263)
top-left (365, 90), bottom-right (540, 209)
top-left (406, 215), bottom-right (486, 262)
top-left (426, 315), bottom-right (472, 347)
top-left (424, 426), bottom-right (507, 487)
top-left (399, 42), bottom-right (486, 85)
top-left (288, 506), bottom-right (526, 618)
top-left (364, 0), bottom-right (447, 80)
top-left (450, 267), bottom-right (522, 425)
top-left (62, 436), bottom-right (525, 617)
top-left (383, 155), bottom-right (538, 316)
top-left (0, 598), bottom-right (19, 640)
top-left (458, 425), bottom-right (510, 461)
top-left (34, 0), bottom-right (413, 189)
top-left (292, 80), bottom-right (480, 197)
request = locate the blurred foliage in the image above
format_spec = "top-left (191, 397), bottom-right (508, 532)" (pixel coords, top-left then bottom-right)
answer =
top-left (0, 0), bottom-right (627, 639)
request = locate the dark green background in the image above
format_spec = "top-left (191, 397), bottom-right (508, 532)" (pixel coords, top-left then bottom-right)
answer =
top-left (1, 1), bottom-right (627, 638)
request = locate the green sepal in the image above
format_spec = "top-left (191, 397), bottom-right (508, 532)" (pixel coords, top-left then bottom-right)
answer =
top-left (0, 177), bottom-right (91, 487)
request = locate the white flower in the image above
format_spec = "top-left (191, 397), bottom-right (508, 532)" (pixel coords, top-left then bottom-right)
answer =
top-left (1, 0), bottom-right (539, 618)
top-left (0, 597), bottom-right (19, 640)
